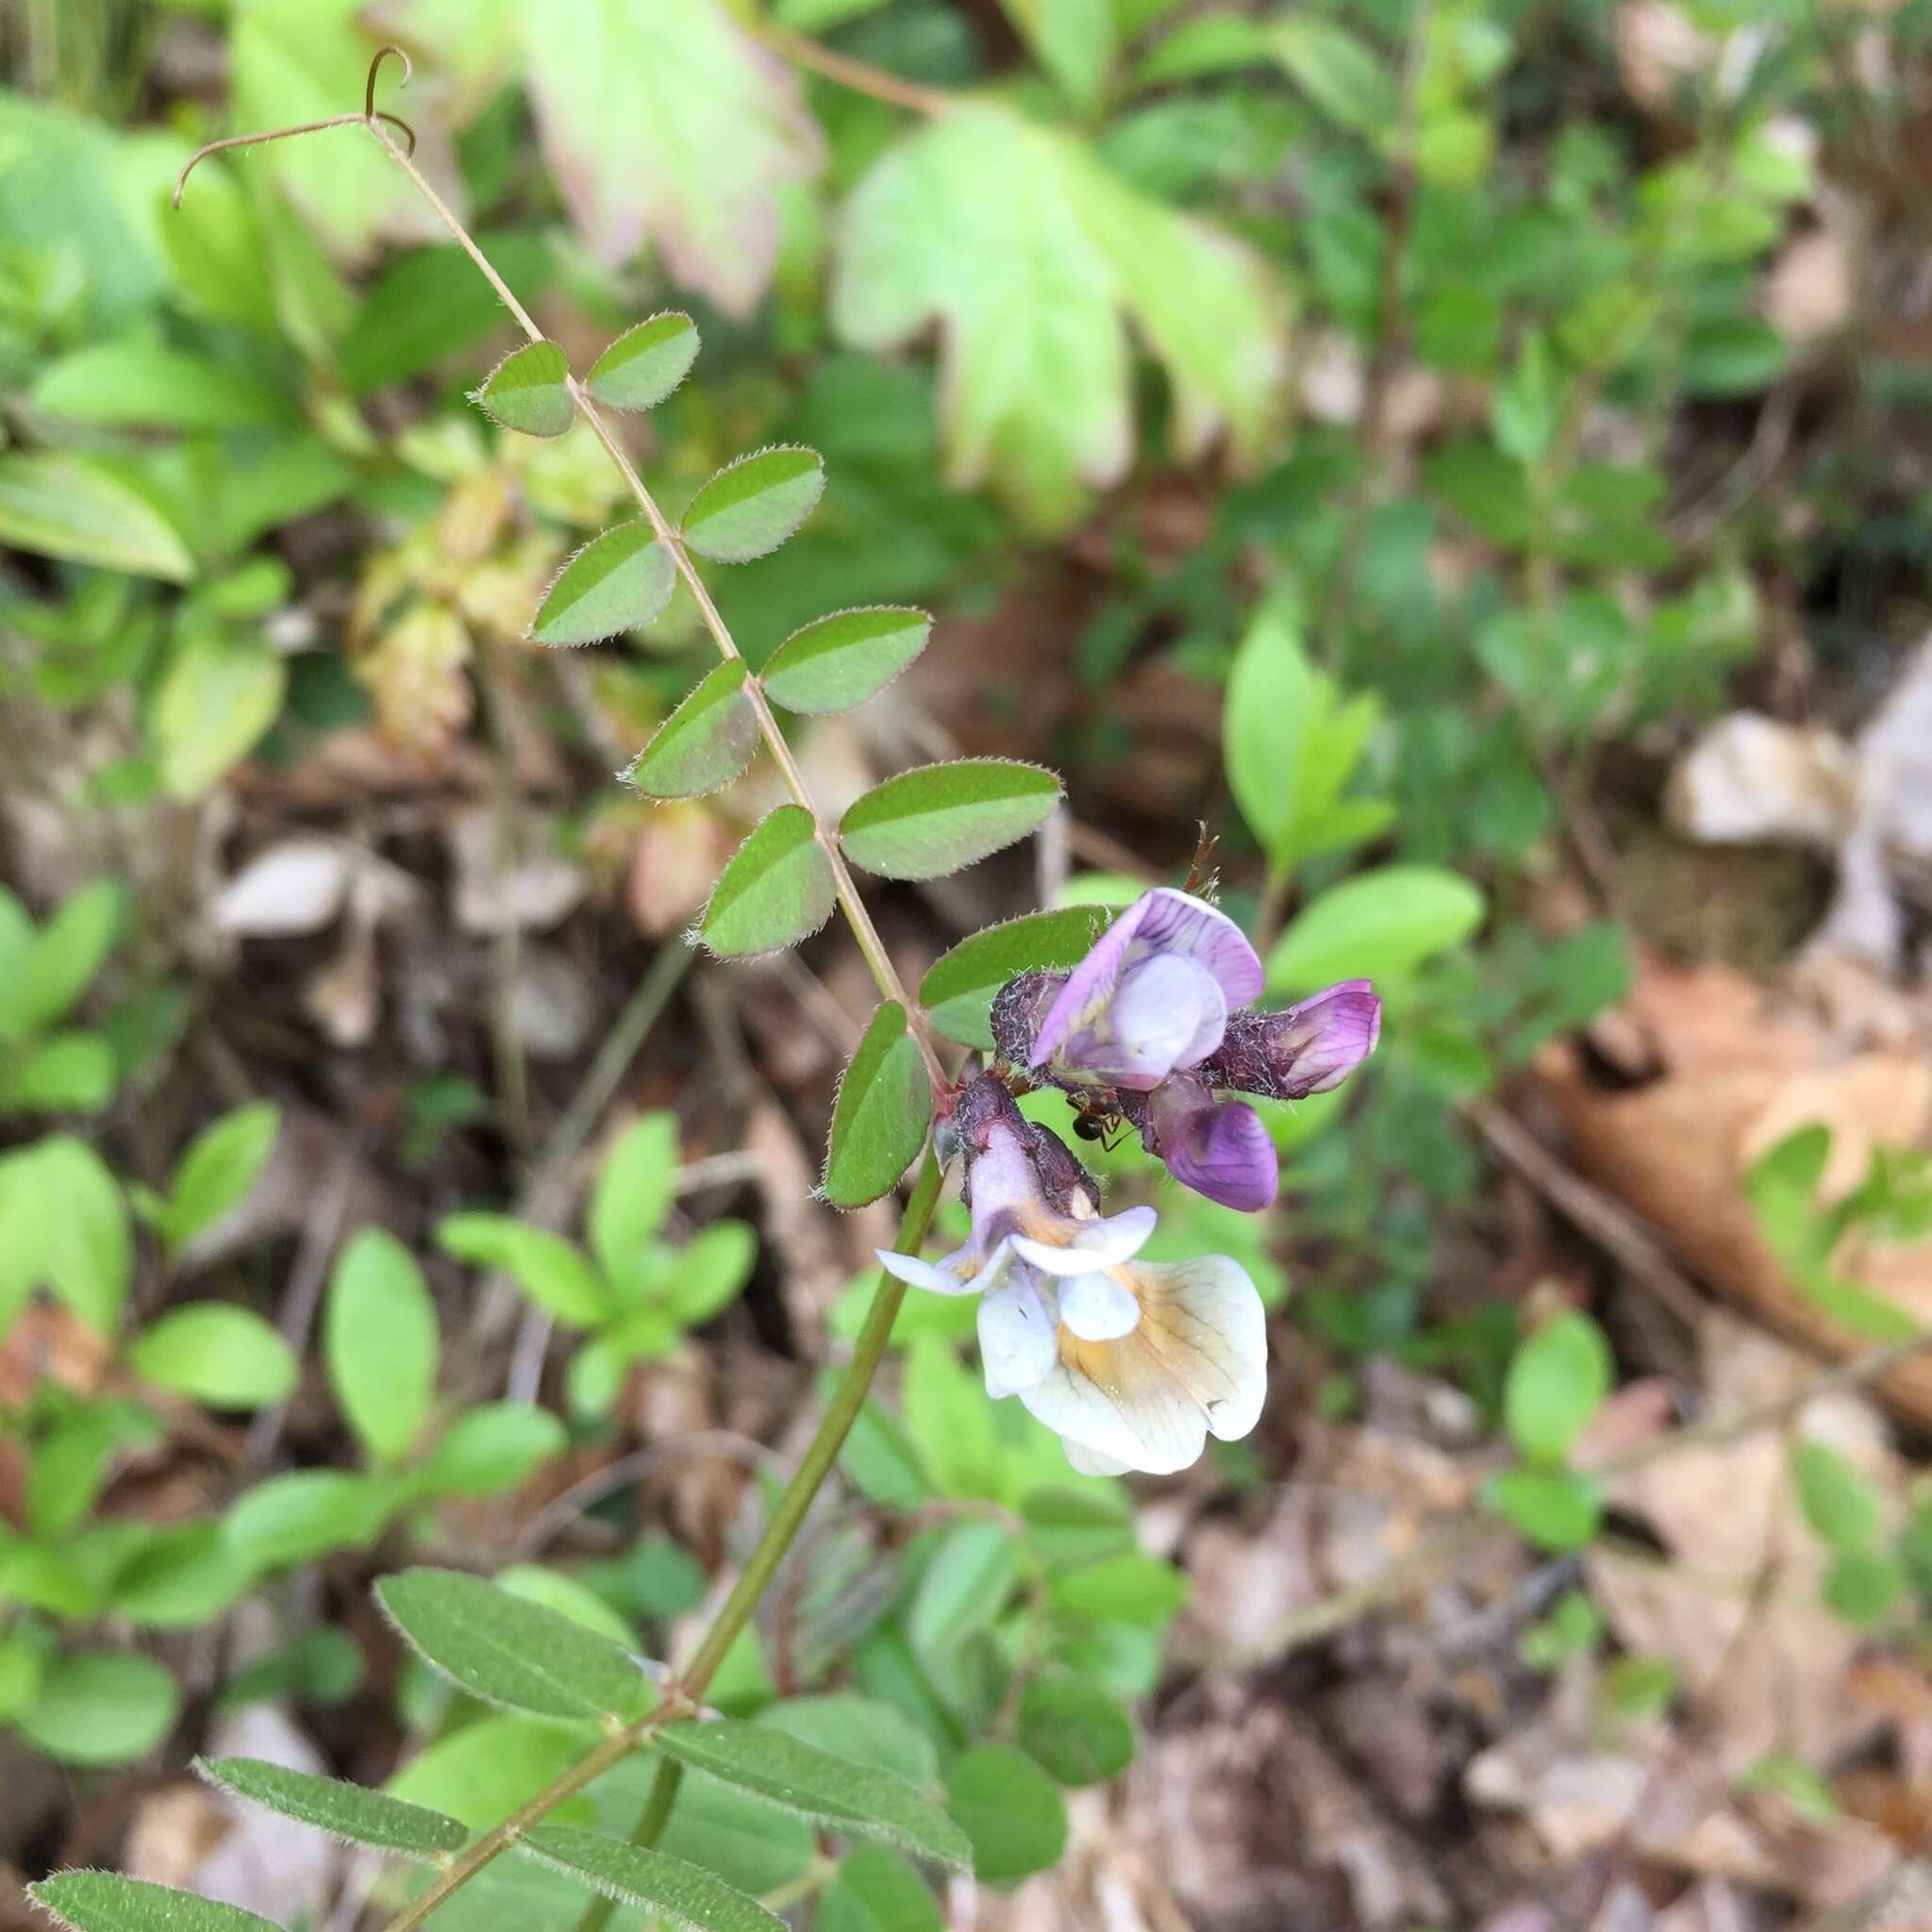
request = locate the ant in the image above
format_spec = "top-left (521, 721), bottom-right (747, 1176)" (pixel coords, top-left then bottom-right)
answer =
top-left (1068, 1087), bottom-right (1129, 1152)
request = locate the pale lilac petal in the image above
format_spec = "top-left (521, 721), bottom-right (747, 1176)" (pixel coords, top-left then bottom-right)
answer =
top-left (1058, 1272), bottom-right (1140, 1341)
top-left (1146, 1079), bottom-right (1278, 1212)
top-left (1102, 955), bottom-right (1225, 1082)
top-left (875, 1247), bottom-right (972, 1294)
top-left (1030, 889), bottom-right (1258, 1078)
top-left (963, 1115), bottom-right (1049, 1252)
top-left (1261, 979), bottom-right (1381, 1095)
top-left (1009, 1204), bottom-right (1156, 1276)
top-left (1133, 887), bottom-right (1263, 1006)
top-left (978, 1272), bottom-right (1058, 1397)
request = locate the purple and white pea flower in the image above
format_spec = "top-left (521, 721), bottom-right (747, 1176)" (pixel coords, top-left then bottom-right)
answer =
top-left (878, 1077), bottom-right (1267, 1476)
top-left (991, 889), bottom-right (1381, 1214)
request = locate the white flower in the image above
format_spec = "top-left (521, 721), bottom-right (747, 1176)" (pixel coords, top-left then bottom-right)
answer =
top-left (877, 1076), bottom-right (1268, 1476)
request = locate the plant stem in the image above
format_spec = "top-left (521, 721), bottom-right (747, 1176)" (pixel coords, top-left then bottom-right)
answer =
top-left (572, 1141), bottom-right (946, 1932)
top-left (751, 19), bottom-right (954, 116)
top-left (357, 107), bottom-right (947, 1093)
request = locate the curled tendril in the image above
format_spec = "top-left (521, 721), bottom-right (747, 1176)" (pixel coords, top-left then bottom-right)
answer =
top-left (172, 43), bottom-right (418, 209)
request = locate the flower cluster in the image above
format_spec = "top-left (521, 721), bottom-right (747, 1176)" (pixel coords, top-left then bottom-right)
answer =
top-left (883, 1076), bottom-right (1265, 1475)
top-left (990, 887), bottom-right (1380, 1210)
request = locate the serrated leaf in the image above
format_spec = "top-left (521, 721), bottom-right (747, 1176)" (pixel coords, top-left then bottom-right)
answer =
top-left (377, 1568), bottom-right (650, 1723)
top-left (197, 1757), bottom-right (467, 1857)
top-left (519, 1824), bottom-right (782, 1932)
top-left (473, 340), bottom-right (575, 438)
top-left (824, 1004), bottom-right (931, 1209)
top-left (657, 1719), bottom-right (973, 1872)
top-left (682, 447), bottom-right (825, 563)
top-left (625, 661), bottom-right (759, 800)
top-left (531, 520), bottom-right (678, 646)
top-left (833, 103), bottom-right (1284, 532)
top-left (30, 1874), bottom-right (277, 1932)
top-left (588, 312), bottom-right (700, 410)
top-left (760, 608), bottom-right (931, 716)
top-left (841, 760), bottom-right (1061, 881)
top-left (700, 805), bottom-right (837, 958)
top-left (918, 907), bottom-right (1114, 1049)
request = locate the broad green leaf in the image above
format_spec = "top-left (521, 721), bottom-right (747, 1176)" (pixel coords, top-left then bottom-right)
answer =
top-left (223, 1469), bottom-right (399, 1568)
top-left (27, 1136), bottom-right (130, 1331)
top-left (28, 1401), bottom-right (160, 1538)
top-left (908, 1520), bottom-right (1023, 1663)
top-left (106, 1524), bottom-right (256, 1629)
top-left (841, 761), bottom-right (1061, 881)
top-left (0, 453), bottom-right (192, 581)
top-left (818, 1847), bottom-right (943, 1932)
top-left (152, 628), bottom-right (287, 799)
top-left (681, 447), bottom-right (825, 563)
top-left (531, 521), bottom-right (678, 646)
top-left (824, 1004), bottom-right (931, 1208)
top-left (1018, 1674), bottom-right (1135, 1786)
top-left (419, 1404), bottom-right (566, 1497)
top-left (217, 1627), bottom-right (364, 1711)
top-left (32, 337), bottom-right (289, 434)
top-left (386, 1713), bottom-right (593, 1832)
top-left (127, 1304), bottom-right (296, 1410)
top-left (1268, 18), bottom-right (1398, 135)
top-left (700, 805), bottom-right (837, 958)
top-left (198, 1757), bottom-right (468, 1857)
top-left (492, 1564), bottom-right (640, 1646)
top-left (519, 1824), bottom-right (782, 1932)
top-left (1824, 1547), bottom-right (1904, 1625)
top-left (511, 0), bottom-right (823, 316)
top-left (473, 340), bottom-right (575, 438)
top-left (1792, 1441), bottom-right (1884, 1551)
top-left (759, 608), bottom-right (931, 716)
top-left (833, 103), bottom-right (1283, 531)
top-left (918, 907), bottom-right (1113, 1049)
top-left (15, 1652), bottom-right (180, 1766)
top-left (30, 1876), bottom-right (274, 1932)
top-left (588, 312), bottom-right (701, 410)
top-left (437, 1215), bottom-right (614, 1326)
top-left (1000, 0), bottom-right (1113, 108)
top-left (758, 1695), bottom-right (938, 1790)
top-left (158, 1102), bottom-right (280, 1254)
top-left (664, 1221), bottom-right (758, 1326)
top-left (2, 1034), bottom-right (116, 1112)
top-left (591, 1112), bottom-right (680, 1290)
top-left (943, 1744), bottom-right (1068, 1884)
top-left (1487, 1466), bottom-right (1602, 1552)
top-left (25, 881), bottom-right (123, 1031)
top-left (1048, 1551), bottom-right (1188, 1624)
top-left (625, 661), bottom-right (759, 799)
top-left (1266, 864), bottom-right (1485, 993)
top-left (657, 1719), bottom-right (974, 1871)
top-left (325, 1228), bottom-right (439, 1464)
top-left (377, 1567), bottom-right (651, 1723)
top-left (1505, 1312), bottom-right (1611, 1464)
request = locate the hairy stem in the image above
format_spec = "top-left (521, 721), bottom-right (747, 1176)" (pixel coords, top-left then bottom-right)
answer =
top-left (358, 108), bottom-right (947, 1093)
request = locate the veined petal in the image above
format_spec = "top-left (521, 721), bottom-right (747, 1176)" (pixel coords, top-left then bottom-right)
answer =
top-left (875, 1247), bottom-right (972, 1294)
top-left (1058, 1272), bottom-right (1140, 1341)
top-left (1030, 888), bottom-right (1259, 1078)
top-left (1260, 979), bottom-right (1381, 1095)
top-left (1016, 1254), bottom-right (1266, 1473)
top-left (978, 1271), bottom-right (1058, 1397)
top-left (1063, 1439), bottom-right (1132, 1476)
top-left (1010, 1203), bottom-right (1156, 1276)
top-left (1168, 1097), bottom-right (1278, 1212)
top-left (1103, 955), bottom-right (1225, 1083)
top-left (874, 1234), bottom-right (1009, 1296)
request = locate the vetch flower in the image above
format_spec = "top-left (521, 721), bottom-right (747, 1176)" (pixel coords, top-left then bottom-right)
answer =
top-left (990, 889), bottom-right (1381, 1214)
top-left (879, 1077), bottom-right (1267, 1475)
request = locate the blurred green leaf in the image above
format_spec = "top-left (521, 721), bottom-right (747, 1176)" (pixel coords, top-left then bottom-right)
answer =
top-left (438, 1215), bottom-right (614, 1326)
top-left (128, 1304), bottom-right (298, 1410)
top-left (1018, 1674), bottom-right (1135, 1786)
top-left (1791, 1441), bottom-right (1884, 1551)
top-left (943, 1743), bottom-right (1067, 1884)
top-left (1504, 1311), bottom-right (1610, 1464)
top-left (0, 455), bottom-right (193, 581)
top-left (152, 628), bottom-right (286, 799)
top-left (1487, 1467), bottom-right (1602, 1552)
top-left (817, 1847), bottom-right (943, 1932)
top-left (1000, 0), bottom-right (1114, 109)
top-left (32, 337), bottom-right (290, 433)
top-left (420, 1404), bottom-right (565, 1497)
top-left (326, 1228), bottom-right (439, 1464)
top-left (519, 1824), bottom-right (782, 1932)
top-left (591, 1113), bottom-right (680, 1291)
top-left (224, 1469), bottom-right (398, 1568)
top-left (1267, 865), bottom-right (1484, 992)
top-left (157, 1102), bottom-right (280, 1255)
top-left (15, 1652), bottom-right (179, 1766)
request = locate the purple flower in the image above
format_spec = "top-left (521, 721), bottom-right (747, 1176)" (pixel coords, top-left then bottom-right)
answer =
top-left (990, 891), bottom-right (1381, 1214)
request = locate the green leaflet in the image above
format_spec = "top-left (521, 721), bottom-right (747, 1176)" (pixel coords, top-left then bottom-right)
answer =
top-left (700, 806), bottom-right (838, 958)
top-left (625, 661), bottom-right (759, 799)
top-left (942, 1743), bottom-right (1067, 1884)
top-left (519, 1824), bottom-right (783, 1932)
top-left (588, 312), bottom-right (701, 410)
top-left (472, 339), bottom-right (575, 437)
top-left (657, 1719), bottom-right (973, 1872)
top-left (823, 1004), bottom-right (931, 1208)
top-left (198, 1757), bottom-right (468, 1857)
top-left (31, 1874), bottom-right (279, 1932)
top-left (530, 520), bottom-right (677, 646)
top-left (759, 608), bottom-right (931, 716)
top-left (917, 907), bottom-right (1113, 1049)
top-left (376, 1568), bottom-right (651, 1724)
top-left (840, 760), bottom-right (1061, 881)
top-left (682, 446), bottom-right (825, 562)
